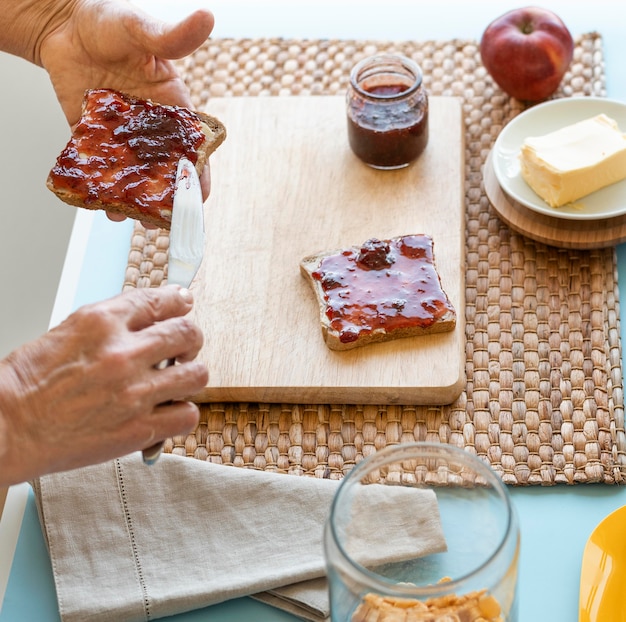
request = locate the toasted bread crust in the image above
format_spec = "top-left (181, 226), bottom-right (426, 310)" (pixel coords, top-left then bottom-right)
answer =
top-left (300, 235), bottom-right (456, 351)
top-left (46, 90), bottom-right (226, 229)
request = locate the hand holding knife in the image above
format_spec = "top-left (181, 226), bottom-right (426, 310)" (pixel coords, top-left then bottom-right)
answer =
top-left (142, 157), bottom-right (205, 465)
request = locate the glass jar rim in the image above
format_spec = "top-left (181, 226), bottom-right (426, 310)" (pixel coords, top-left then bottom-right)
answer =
top-left (349, 53), bottom-right (424, 100)
top-left (324, 441), bottom-right (518, 598)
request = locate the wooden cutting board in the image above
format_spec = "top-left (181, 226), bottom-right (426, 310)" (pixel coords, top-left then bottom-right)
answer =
top-left (190, 95), bottom-right (465, 404)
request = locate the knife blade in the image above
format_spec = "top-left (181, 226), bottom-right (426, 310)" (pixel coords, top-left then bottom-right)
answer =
top-left (142, 157), bottom-right (205, 465)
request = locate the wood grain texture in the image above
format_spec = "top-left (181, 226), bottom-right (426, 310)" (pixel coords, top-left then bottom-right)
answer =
top-left (484, 149), bottom-right (626, 249)
top-left (189, 96), bottom-right (465, 404)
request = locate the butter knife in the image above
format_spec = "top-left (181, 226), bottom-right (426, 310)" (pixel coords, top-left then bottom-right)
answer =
top-left (142, 157), bottom-right (205, 465)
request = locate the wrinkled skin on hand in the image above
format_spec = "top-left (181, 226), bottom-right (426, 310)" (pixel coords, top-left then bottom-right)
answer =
top-left (0, 286), bottom-right (208, 486)
top-left (0, 1), bottom-right (214, 485)
top-left (38, 0), bottom-right (215, 206)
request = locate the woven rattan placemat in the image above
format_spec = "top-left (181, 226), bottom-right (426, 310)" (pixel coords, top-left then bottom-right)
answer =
top-left (123, 33), bottom-right (625, 485)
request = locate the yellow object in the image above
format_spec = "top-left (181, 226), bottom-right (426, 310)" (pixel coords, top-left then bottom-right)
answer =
top-left (519, 114), bottom-right (626, 207)
top-left (579, 505), bottom-right (626, 621)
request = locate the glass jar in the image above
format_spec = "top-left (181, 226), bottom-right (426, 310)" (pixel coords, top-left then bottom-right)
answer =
top-left (346, 54), bottom-right (429, 169)
top-left (324, 442), bottom-right (520, 622)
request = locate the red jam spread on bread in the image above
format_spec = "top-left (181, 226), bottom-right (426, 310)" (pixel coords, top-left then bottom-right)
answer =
top-left (311, 235), bottom-right (454, 345)
top-left (48, 89), bottom-right (207, 218)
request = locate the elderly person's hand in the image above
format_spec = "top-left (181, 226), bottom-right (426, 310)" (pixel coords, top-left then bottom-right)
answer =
top-left (0, 286), bottom-right (208, 486)
top-left (33, 0), bottom-right (214, 123)
top-left (0, 1), bottom-right (214, 487)
top-left (0, 0), bottom-right (214, 211)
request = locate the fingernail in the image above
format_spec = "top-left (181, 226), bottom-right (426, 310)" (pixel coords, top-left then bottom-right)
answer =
top-left (179, 287), bottom-right (193, 304)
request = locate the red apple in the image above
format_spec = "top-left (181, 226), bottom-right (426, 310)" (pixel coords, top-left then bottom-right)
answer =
top-left (480, 6), bottom-right (574, 102)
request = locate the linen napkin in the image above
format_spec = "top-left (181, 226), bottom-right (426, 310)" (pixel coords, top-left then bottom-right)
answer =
top-left (32, 452), bottom-right (446, 622)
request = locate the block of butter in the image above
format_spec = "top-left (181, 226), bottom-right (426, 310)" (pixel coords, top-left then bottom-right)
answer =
top-left (519, 113), bottom-right (626, 208)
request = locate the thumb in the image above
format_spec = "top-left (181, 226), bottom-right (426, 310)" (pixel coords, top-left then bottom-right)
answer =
top-left (131, 9), bottom-right (215, 60)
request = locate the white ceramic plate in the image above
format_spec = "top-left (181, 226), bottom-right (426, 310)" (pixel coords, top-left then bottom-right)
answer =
top-left (492, 97), bottom-right (626, 221)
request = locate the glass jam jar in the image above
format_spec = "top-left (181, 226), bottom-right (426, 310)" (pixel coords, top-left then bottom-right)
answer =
top-left (346, 54), bottom-right (429, 169)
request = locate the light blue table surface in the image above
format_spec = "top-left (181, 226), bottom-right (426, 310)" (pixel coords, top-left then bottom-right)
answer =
top-left (6, 238), bottom-right (626, 622)
top-left (3, 2), bottom-right (626, 621)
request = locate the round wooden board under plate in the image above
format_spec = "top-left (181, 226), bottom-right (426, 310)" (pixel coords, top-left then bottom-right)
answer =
top-left (483, 149), bottom-right (626, 249)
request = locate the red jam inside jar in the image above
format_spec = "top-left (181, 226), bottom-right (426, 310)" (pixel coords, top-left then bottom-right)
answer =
top-left (346, 54), bottom-right (429, 169)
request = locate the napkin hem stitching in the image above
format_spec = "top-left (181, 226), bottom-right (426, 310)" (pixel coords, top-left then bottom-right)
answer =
top-left (116, 458), bottom-right (151, 620)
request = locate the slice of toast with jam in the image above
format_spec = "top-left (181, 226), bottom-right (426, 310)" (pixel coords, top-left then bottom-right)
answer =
top-left (47, 89), bottom-right (226, 229)
top-left (300, 234), bottom-right (456, 351)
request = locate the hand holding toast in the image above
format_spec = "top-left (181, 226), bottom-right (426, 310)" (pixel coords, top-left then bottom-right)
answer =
top-left (36, 0), bottom-right (214, 125)
top-left (0, 0), bottom-right (215, 209)
top-left (43, 0), bottom-right (215, 208)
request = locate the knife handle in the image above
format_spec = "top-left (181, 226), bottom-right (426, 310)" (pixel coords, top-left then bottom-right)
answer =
top-left (142, 356), bottom-right (175, 465)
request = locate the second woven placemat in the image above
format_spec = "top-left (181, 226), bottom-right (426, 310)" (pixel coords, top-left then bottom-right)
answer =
top-left (123, 33), bottom-right (625, 485)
